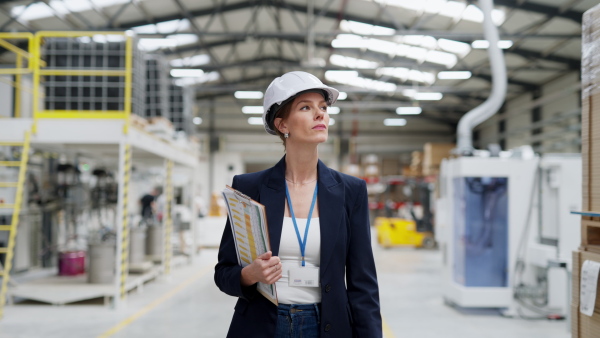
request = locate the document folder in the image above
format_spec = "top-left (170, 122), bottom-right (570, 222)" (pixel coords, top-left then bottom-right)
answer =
top-left (222, 185), bottom-right (278, 305)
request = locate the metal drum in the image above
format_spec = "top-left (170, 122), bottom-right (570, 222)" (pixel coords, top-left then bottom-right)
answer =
top-left (88, 242), bottom-right (115, 284)
top-left (129, 227), bottom-right (146, 265)
top-left (146, 225), bottom-right (163, 261)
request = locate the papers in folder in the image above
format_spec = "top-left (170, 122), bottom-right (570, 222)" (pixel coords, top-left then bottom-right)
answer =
top-left (222, 185), bottom-right (278, 305)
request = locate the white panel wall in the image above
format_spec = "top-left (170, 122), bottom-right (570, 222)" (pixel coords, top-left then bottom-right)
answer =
top-left (505, 93), bottom-right (534, 150)
top-left (475, 72), bottom-right (581, 154)
top-left (540, 73), bottom-right (581, 153)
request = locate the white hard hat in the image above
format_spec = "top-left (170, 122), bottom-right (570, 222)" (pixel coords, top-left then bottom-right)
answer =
top-left (262, 71), bottom-right (339, 135)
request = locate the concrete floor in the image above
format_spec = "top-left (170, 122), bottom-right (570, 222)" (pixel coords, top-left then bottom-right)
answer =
top-left (0, 236), bottom-right (571, 338)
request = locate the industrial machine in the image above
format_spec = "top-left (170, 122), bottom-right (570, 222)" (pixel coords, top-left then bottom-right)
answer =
top-left (437, 150), bottom-right (581, 318)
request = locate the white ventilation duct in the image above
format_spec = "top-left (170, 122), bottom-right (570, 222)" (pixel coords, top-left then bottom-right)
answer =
top-left (456, 0), bottom-right (507, 154)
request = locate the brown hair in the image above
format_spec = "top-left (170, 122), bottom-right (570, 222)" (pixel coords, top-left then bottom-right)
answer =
top-left (272, 100), bottom-right (294, 149)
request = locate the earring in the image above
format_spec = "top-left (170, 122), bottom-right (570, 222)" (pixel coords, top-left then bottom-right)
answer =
top-left (284, 133), bottom-right (289, 139)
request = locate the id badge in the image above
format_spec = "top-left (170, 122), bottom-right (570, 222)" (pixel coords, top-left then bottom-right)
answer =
top-left (289, 267), bottom-right (320, 287)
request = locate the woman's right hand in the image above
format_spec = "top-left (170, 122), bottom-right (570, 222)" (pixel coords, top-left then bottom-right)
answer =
top-left (240, 251), bottom-right (282, 286)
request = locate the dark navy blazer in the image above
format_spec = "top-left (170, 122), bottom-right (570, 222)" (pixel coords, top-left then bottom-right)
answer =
top-left (214, 157), bottom-right (382, 337)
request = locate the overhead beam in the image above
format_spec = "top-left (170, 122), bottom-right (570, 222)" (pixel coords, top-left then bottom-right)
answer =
top-left (135, 31), bottom-right (581, 40)
top-left (120, 1), bottom-right (581, 71)
top-left (119, 1), bottom-right (254, 29)
top-left (167, 37), bottom-right (542, 89)
top-left (494, 0), bottom-right (583, 24)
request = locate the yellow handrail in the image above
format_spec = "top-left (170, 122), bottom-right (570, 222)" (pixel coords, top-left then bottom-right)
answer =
top-left (32, 31), bottom-right (133, 125)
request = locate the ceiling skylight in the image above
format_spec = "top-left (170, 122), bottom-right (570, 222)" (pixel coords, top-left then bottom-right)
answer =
top-left (170, 55), bottom-right (211, 67)
top-left (131, 19), bottom-right (191, 35)
top-left (332, 34), bottom-right (461, 68)
top-left (376, 67), bottom-right (435, 85)
top-left (138, 34), bottom-right (198, 52)
top-left (330, 54), bottom-right (379, 69)
top-left (339, 20), bottom-right (396, 36)
top-left (173, 72), bottom-right (219, 86)
top-left (371, 0), bottom-right (505, 26)
top-left (325, 71), bottom-right (397, 92)
top-left (12, 0), bottom-right (134, 23)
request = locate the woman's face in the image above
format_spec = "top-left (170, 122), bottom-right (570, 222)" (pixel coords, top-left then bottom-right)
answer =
top-left (276, 92), bottom-right (330, 145)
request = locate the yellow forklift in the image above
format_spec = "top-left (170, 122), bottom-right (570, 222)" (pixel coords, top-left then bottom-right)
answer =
top-left (375, 179), bottom-right (436, 249)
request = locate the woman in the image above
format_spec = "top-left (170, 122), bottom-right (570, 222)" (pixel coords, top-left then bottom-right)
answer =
top-left (215, 71), bottom-right (381, 337)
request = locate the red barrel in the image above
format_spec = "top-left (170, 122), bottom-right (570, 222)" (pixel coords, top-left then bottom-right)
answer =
top-left (58, 251), bottom-right (86, 276)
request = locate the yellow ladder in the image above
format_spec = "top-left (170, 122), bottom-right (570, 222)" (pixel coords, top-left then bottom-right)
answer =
top-left (0, 132), bottom-right (31, 319)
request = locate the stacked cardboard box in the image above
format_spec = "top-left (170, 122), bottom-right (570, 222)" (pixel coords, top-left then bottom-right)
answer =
top-left (582, 219), bottom-right (600, 254)
top-left (582, 4), bottom-right (600, 213)
top-left (572, 250), bottom-right (600, 338)
top-left (130, 114), bottom-right (149, 130)
top-left (422, 143), bottom-right (454, 176)
top-left (573, 6), bottom-right (600, 337)
top-left (404, 151), bottom-right (422, 177)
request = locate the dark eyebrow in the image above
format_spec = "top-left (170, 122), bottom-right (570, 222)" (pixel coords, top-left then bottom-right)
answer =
top-left (295, 100), bottom-right (327, 106)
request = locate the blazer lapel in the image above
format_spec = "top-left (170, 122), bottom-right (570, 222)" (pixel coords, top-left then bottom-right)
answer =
top-left (317, 160), bottom-right (344, 274)
top-left (260, 156), bottom-right (286, 257)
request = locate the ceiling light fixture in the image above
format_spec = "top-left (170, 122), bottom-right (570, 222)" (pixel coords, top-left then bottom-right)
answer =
top-left (235, 91), bottom-right (264, 99)
top-left (414, 92), bottom-right (444, 100)
top-left (472, 40), bottom-right (514, 49)
top-left (384, 118), bottom-right (407, 126)
top-left (396, 107), bottom-right (422, 115)
top-left (248, 117), bottom-right (264, 125)
top-left (170, 69), bottom-right (204, 77)
top-left (437, 71), bottom-right (472, 80)
top-left (242, 106), bottom-right (264, 114)
top-left (328, 107), bottom-right (341, 115)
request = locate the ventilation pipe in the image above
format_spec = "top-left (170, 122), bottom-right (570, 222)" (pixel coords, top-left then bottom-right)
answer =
top-left (456, 0), bottom-right (507, 154)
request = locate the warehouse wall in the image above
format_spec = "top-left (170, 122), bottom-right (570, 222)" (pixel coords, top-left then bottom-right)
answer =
top-left (475, 72), bottom-right (581, 154)
top-left (540, 73), bottom-right (581, 153)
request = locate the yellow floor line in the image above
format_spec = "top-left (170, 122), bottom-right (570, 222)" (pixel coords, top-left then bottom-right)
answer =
top-left (382, 315), bottom-right (396, 338)
top-left (97, 266), bottom-right (212, 338)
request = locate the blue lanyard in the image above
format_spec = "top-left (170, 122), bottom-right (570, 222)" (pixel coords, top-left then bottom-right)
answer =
top-left (285, 182), bottom-right (318, 267)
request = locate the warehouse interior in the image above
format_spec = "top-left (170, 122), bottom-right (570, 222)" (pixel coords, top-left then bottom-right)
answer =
top-left (0, 0), bottom-right (599, 337)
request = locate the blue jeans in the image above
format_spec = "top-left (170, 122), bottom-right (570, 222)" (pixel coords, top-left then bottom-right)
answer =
top-left (275, 303), bottom-right (321, 338)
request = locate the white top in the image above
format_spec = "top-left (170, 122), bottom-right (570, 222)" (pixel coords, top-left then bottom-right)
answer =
top-left (276, 217), bottom-right (321, 304)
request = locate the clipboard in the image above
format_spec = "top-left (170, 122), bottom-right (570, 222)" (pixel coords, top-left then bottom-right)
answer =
top-left (222, 185), bottom-right (278, 305)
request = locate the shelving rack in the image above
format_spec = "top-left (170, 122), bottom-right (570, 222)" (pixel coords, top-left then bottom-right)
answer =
top-left (0, 31), bottom-right (199, 310)
top-left (144, 54), bottom-right (169, 120)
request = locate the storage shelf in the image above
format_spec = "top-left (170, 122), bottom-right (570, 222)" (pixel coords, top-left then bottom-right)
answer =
top-left (1, 118), bottom-right (198, 168)
top-left (570, 211), bottom-right (600, 217)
